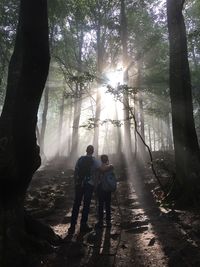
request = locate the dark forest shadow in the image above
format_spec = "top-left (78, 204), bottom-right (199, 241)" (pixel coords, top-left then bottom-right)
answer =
top-left (85, 228), bottom-right (113, 267)
top-left (123, 161), bottom-right (200, 266)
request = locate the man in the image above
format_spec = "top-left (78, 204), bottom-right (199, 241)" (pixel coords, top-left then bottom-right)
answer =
top-left (68, 145), bottom-right (100, 234)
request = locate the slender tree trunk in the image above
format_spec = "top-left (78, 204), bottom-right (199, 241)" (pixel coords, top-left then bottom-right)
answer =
top-left (120, 0), bottom-right (132, 160)
top-left (102, 123), bottom-right (109, 154)
top-left (40, 84), bottom-right (49, 156)
top-left (93, 18), bottom-right (103, 156)
top-left (0, 1), bottom-right (51, 266)
top-left (70, 29), bottom-right (84, 161)
top-left (58, 90), bottom-right (65, 156)
top-left (71, 84), bottom-right (82, 161)
top-left (115, 101), bottom-right (122, 155)
top-left (148, 124), bottom-right (152, 151)
top-left (138, 95), bottom-right (145, 155)
top-left (153, 117), bottom-right (156, 151)
top-left (93, 88), bottom-right (101, 155)
top-left (136, 58), bottom-right (145, 159)
top-left (167, 0), bottom-right (200, 197)
top-left (67, 99), bottom-right (73, 156)
top-left (160, 118), bottom-right (165, 150)
top-left (133, 94), bottom-right (137, 157)
top-left (167, 112), bottom-right (173, 150)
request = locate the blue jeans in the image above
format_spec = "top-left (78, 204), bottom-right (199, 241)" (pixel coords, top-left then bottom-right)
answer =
top-left (70, 183), bottom-right (94, 226)
top-left (97, 185), bottom-right (111, 223)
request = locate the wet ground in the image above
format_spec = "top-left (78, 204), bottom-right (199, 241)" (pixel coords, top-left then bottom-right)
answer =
top-left (25, 162), bottom-right (200, 267)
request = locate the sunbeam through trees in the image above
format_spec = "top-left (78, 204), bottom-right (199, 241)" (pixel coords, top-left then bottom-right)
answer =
top-left (1, 0), bottom-right (200, 266)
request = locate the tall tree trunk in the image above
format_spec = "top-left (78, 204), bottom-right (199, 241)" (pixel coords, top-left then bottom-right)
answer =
top-left (115, 101), bottom-right (122, 155)
top-left (153, 117), bottom-right (156, 151)
top-left (93, 18), bottom-right (103, 156)
top-left (70, 28), bottom-right (83, 161)
top-left (166, 111), bottom-right (173, 150)
top-left (120, 0), bottom-right (132, 160)
top-left (93, 89), bottom-right (101, 156)
top-left (148, 124), bottom-right (152, 151)
top-left (67, 99), bottom-right (73, 156)
top-left (133, 93), bottom-right (138, 157)
top-left (167, 0), bottom-right (200, 198)
top-left (159, 118), bottom-right (164, 150)
top-left (136, 57), bottom-right (145, 159)
top-left (58, 89), bottom-right (65, 156)
top-left (40, 84), bottom-right (49, 157)
top-left (71, 85), bottom-right (82, 161)
top-left (0, 0), bottom-right (51, 266)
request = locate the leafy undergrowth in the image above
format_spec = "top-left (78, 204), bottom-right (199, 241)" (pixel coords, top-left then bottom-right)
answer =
top-left (25, 154), bottom-right (200, 267)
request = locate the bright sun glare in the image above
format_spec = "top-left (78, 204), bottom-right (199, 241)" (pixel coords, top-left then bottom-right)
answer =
top-left (99, 67), bottom-right (124, 123)
top-left (106, 68), bottom-right (124, 87)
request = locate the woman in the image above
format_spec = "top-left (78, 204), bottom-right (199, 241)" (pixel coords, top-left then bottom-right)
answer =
top-left (95, 154), bottom-right (114, 229)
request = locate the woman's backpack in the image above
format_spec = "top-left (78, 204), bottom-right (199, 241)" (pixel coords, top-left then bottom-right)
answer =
top-left (101, 171), bottom-right (117, 192)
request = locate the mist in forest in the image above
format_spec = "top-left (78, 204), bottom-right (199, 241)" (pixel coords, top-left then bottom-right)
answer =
top-left (37, 69), bottom-right (173, 166)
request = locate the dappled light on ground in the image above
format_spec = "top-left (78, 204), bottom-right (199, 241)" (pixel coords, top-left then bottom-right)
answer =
top-left (24, 158), bottom-right (200, 267)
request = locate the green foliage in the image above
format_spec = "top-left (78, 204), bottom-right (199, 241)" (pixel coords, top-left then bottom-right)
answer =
top-left (0, 0), bottom-right (19, 104)
top-left (107, 84), bottom-right (136, 101)
top-left (184, 1), bottom-right (200, 140)
top-left (2, 0), bottom-right (200, 147)
top-left (80, 117), bottom-right (123, 130)
top-left (185, 0), bottom-right (200, 86)
top-left (69, 72), bottom-right (95, 84)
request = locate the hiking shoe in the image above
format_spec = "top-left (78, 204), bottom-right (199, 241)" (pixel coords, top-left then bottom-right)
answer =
top-left (80, 224), bottom-right (93, 233)
top-left (68, 225), bottom-right (75, 235)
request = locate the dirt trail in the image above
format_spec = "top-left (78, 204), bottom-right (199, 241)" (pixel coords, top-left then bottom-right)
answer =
top-left (25, 164), bottom-right (200, 267)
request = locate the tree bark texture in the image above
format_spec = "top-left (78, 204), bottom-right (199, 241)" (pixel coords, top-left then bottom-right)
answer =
top-left (0, 0), bottom-right (50, 266)
top-left (167, 0), bottom-right (200, 193)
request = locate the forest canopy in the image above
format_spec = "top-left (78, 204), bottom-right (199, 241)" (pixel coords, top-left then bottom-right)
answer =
top-left (0, 0), bottom-right (199, 161)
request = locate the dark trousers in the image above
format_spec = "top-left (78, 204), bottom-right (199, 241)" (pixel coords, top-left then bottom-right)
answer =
top-left (70, 183), bottom-right (94, 226)
top-left (97, 185), bottom-right (111, 223)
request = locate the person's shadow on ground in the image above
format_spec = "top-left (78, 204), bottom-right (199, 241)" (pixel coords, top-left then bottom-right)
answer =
top-left (85, 227), bottom-right (112, 267)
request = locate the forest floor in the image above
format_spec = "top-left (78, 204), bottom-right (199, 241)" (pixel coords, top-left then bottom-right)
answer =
top-left (25, 153), bottom-right (200, 267)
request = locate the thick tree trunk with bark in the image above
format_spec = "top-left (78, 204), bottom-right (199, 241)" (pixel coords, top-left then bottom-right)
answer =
top-left (167, 0), bottom-right (200, 199)
top-left (0, 1), bottom-right (58, 266)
